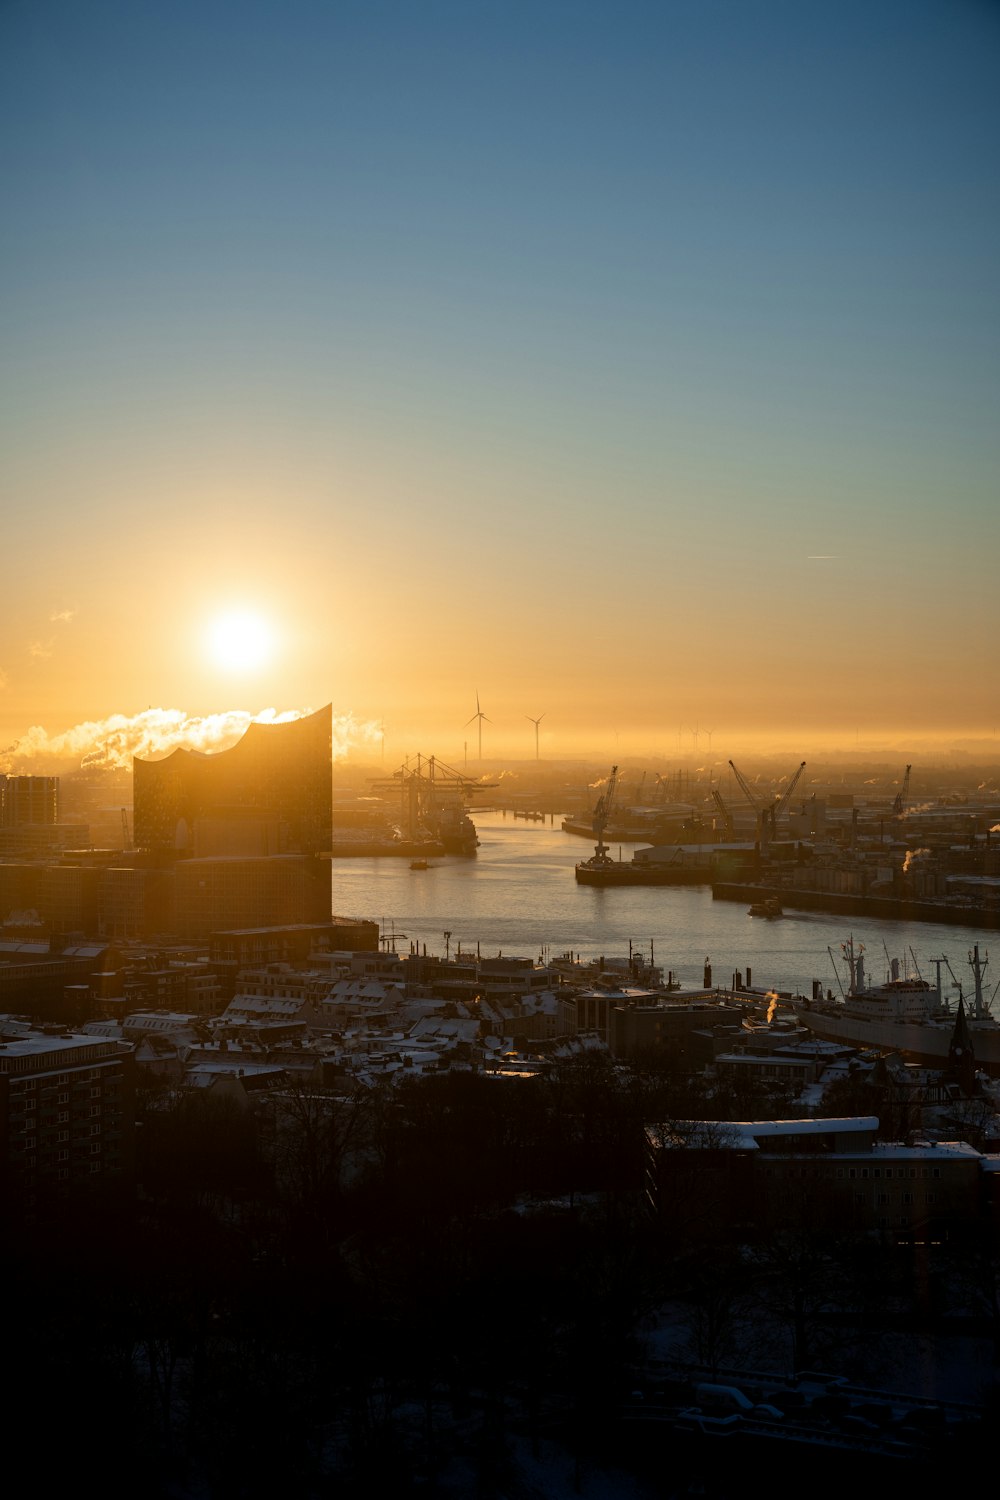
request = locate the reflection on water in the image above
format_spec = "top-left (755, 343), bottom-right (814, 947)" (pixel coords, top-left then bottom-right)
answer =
top-left (331, 813), bottom-right (995, 1000)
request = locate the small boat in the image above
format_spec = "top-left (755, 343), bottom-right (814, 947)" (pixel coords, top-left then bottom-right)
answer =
top-left (409, 858), bottom-right (430, 871)
top-left (748, 897), bottom-right (783, 918)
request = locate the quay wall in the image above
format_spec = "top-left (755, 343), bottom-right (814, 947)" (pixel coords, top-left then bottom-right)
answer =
top-left (712, 883), bottom-right (1000, 930)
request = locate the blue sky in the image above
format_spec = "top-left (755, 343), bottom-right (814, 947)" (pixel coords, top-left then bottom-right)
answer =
top-left (2, 0), bottom-right (998, 757)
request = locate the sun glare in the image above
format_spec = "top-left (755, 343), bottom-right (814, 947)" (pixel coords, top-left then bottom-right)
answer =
top-left (207, 610), bottom-right (275, 673)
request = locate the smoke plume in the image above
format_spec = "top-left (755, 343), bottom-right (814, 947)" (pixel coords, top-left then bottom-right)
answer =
top-left (902, 847), bottom-right (931, 873)
top-left (2, 707), bottom-right (380, 772)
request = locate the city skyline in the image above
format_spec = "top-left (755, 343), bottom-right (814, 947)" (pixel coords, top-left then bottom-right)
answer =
top-left (2, 2), bottom-right (998, 765)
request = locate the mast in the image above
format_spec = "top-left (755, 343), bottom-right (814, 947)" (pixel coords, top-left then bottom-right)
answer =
top-left (969, 944), bottom-right (990, 1021)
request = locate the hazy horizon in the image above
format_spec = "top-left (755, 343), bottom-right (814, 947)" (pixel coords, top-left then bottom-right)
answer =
top-left (2, 700), bottom-right (998, 778)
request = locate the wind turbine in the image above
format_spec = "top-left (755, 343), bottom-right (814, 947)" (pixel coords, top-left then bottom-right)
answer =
top-left (466, 691), bottom-right (490, 760)
top-left (526, 712), bottom-right (545, 761)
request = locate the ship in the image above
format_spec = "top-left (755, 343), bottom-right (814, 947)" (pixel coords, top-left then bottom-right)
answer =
top-left (575, 848), bottom-right (716, 886)
top-left (368, 754), bottom-right (484, 857)
top-left (573, 766), bottom-right (708, 883)
top-left (433, 801), bottom-right (479, 856)
top-left (748, 897), bottom-right (783, 918)
top-left (791, 937), bottom-right (1000, 1073)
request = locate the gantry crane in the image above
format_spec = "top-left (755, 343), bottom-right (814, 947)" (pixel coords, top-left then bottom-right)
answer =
top-left (370, 754), bottom-right (495, 841)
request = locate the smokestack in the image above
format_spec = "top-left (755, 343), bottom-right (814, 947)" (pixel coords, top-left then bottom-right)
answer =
top-left (703, 958), bottom-right (712, 987)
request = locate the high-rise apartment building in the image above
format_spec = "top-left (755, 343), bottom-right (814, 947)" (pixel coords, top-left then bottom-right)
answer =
top-left (0, 775), bottom-right (59, 826)
top-left (0, 1031), bottom-right (136, 1207)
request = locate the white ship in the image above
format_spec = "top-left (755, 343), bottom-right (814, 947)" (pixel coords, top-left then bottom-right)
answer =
top-left (791, 937), bottom-right (1000, 1073)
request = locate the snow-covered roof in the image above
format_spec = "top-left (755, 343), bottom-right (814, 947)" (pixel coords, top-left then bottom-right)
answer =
top-left (224, 995), bottom-right (304, 1018)
top-left (647, 1117), bottom-right (880, 1150)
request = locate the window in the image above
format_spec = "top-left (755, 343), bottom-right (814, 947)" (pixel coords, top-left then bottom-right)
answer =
top-left (902, 1193), bottom-right (913, 1205)
top-left (878, 1194), bottom-right (889, 1205)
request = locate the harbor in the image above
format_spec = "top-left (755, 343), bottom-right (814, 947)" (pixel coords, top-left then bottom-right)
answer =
top-left (329, 812), bottom-right (998, 1002)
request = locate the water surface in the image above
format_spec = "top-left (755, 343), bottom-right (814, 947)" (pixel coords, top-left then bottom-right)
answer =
top-left (331, 813), bottom-right (995, 1000)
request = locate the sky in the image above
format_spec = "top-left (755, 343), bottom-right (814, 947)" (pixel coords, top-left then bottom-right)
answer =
top-left (2, 0), bottom-right (998, 770)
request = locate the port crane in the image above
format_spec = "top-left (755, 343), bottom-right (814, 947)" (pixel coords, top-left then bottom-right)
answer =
top-left (588, 764), bottom-right (619, 866)
top-left (772, 761), bottom-right (807, 823)
top-left (892, 765), bottom-right (912, 818)
top-left (728, 759), bottom-right (806, 844)
top-left (710, 785), bottom-right (734, 839)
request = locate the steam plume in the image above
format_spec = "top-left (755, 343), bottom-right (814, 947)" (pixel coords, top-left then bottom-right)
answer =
top-left (2, 707), bottom-right (380, 772)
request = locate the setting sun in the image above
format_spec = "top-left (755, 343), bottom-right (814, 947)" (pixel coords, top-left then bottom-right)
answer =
top-left (207, 610), bottom-right (276, 673)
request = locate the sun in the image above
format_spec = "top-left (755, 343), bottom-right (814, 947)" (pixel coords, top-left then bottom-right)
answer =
top-left (207, 610), bottom-right (276, 673)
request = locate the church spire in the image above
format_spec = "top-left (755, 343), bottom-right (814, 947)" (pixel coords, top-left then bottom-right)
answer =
top-left (947, 993), bottom-right (976, 1096)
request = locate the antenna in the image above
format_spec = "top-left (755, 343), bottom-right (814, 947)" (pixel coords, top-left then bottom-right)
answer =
top-left (526, 712), bottom-right (545, 760)
top-left (465, 691), bottom-right (490, 761)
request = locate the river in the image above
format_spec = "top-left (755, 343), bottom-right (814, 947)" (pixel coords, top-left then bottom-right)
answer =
top-left (330, 813), bottom-right (996, 1001)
